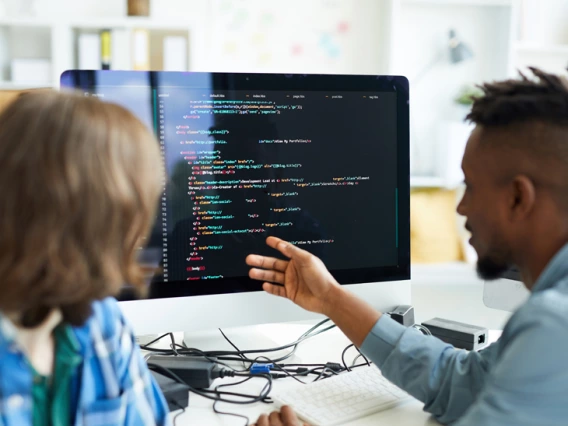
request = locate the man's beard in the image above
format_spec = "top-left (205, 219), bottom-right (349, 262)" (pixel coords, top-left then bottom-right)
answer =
top-left (476, 253), bottom-right (511, 280)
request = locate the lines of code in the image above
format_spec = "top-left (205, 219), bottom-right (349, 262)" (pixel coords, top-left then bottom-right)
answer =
top-left (156, 90), bottom-right (398, 285)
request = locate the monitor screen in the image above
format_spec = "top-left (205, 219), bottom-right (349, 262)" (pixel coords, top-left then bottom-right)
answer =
top-left (61, 71), bottom-right (410, 300)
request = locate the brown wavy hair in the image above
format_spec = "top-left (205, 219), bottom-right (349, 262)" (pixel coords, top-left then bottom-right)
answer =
top-left (0, 91), bottom-right (163, 327)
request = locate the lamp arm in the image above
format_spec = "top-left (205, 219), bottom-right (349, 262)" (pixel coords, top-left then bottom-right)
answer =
top-left (411, 50), bottom-right (445, 86)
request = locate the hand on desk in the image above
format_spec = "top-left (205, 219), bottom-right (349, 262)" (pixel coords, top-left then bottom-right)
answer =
top-left (252, 405), bottom-right (310, 426)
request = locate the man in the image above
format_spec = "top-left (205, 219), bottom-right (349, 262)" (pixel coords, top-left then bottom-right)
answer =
top-left (247, 68), bottom-right (568, 425)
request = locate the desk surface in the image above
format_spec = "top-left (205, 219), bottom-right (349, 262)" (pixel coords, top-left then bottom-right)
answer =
top-left (167, 323), bottom-right (440, 426)
top-left (154, 263), bottom-right (507, 425)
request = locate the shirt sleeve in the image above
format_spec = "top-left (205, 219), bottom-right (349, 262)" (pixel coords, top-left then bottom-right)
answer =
top-left (360, 315), bottom-right (498, 424)
top-left (454, 311), bottom-right (568, 426)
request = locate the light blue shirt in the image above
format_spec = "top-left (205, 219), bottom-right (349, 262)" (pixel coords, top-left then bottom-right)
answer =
top-left (361, 243), bottom-right (568, 425)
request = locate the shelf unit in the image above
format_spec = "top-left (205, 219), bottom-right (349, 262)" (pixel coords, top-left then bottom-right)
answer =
top-left (410, 176), bottom-right (446, 188)
top-left (0, 17), bottom-right (195, 89)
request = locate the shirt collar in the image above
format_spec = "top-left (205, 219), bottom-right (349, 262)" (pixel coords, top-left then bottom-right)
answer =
top-left (531, 242), bottom-right (568, 293)
top-left (0, 310), bottom-right (88, 358)
top-left (0, 310), bottom-right (18, 343)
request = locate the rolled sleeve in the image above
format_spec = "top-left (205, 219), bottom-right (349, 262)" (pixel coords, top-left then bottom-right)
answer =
top-left (360, 315), bottom-right (407, 365)
top-left (360, 314), bottom-right (496, 424)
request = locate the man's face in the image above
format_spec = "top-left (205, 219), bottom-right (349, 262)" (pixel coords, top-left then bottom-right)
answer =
top-left (457, 127), bottom-right (513, 280)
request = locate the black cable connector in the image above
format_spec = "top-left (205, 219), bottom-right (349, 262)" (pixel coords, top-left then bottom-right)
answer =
top-left (324, 362), bottom-right (343, 372)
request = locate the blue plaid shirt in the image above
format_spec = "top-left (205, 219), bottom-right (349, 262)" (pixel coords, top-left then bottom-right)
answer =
top-left (0, 297), bottom-right (171, 426)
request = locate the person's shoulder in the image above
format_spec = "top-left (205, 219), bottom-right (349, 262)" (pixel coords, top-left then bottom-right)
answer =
top-left (78, 297), bottom-right (128, 342)
top-left (525, 283), bottom-right (568, 322)
top-left (507, 283), bottom-right (568, 336)
top-left (91, 296), bottom-right (124, 324)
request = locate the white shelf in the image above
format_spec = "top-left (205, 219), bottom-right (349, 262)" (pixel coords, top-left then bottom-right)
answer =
top-left (410, 176), bottom-right (446, 188)
top-left (0, 17), bottom-right (54, 27)
top-left (0, 17), bottom-right (190, 30)
top-left (401, 0), bottom-right (513, 6)
top-left (514, 43), bottom-right (568, 55)
top-left (69, 18), bottom-right (191, 30)
top-left (0, 81), bottom-right (52, 90)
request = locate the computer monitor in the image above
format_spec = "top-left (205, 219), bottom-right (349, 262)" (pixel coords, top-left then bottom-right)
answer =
top-left (60, 71), bottom-right (411, 337)
top-left (483, 266), bottom-right (529, 312)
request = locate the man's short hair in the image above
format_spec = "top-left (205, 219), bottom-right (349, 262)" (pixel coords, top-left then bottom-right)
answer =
top-left (467, 67), bottom-right (568, 128)
top-left (0, 91), bottom-right (163, 327)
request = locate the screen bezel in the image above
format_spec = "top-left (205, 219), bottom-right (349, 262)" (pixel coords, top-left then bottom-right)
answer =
top-left (61, 70), bottom-right (410, 299)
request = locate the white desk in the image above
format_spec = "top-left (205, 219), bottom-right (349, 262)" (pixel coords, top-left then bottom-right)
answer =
top-left (167, 323), bottom-right (440, 426)
top-left (164, 263), bottom-right (507, 425)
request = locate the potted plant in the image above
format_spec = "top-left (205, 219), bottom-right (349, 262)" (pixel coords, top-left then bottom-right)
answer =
top-left (454, 85), bottom-right (484, 119)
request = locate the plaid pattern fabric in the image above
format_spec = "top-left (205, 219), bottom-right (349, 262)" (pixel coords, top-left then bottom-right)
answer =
top-left (0, 298), bottom-right (171, 426)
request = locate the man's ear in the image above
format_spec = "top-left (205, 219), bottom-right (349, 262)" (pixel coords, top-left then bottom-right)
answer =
top-left (509, 175), bottom-right (536, 220)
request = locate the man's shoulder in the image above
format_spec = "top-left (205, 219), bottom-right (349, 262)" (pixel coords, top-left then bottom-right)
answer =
top-left (525, 280), bottom-right (568, 321)
top-left (506, 282), bottom-right (568, 336)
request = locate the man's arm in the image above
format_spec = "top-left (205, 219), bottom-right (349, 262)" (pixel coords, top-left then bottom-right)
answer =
top-left (307, 283), bottom-right (496, 423)
top-left (247, 237), bottom-right (498, 424)
top-left (361, 314), bottom-right (497, 424)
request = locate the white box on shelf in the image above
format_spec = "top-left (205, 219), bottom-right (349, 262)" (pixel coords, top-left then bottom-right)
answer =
top-left (132, 29), bottom-right (150, 70)
top-left (78, 33), bottom-right (101, 70)
top-left (11, 58), bottom-right (51, 84)
top-left (111, 28), bottom-right (131, 70)
top-left (163, 36), bottom-right (187, 71)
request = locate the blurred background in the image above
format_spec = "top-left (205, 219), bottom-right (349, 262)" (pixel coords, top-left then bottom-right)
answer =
top-left (0, 0), bottom-right (567, 267)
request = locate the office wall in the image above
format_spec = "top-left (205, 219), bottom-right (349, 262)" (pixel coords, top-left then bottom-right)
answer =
top-left (14, 0), bottom-right (384, 74)
top-left (195, 0), bottom-right (384, 74)
top-left (391, 2), bottom-right (512, 177)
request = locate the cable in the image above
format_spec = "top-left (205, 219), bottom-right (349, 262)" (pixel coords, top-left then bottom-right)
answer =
top-left (171, 401), bottom-right (186, 426)
top-left (167, 333), bottom-right (177, 356)
top-left (212, 377), bottom-right (254, 426)
top-left (206, 319), bottom-right (334, 359)
top-left (142, 320), bottom-right (329, 358)
top-left (341, 343), bottom-right (372, 372)
top-left (312, 367), bottom-right (333, 382)
top-left (141, 319), bottom-right (335, 367)
top-left (147, 363), bottom-right (272, 405)
top-left (212, 400), bottom-right (249, 426)
top-left (270, 364), bottom-right (308, 384)
top-left (354, 346), bottom-right (371, 367)
top-left (413, 324), bottom-right (432, 336)
top-left (341, 344), bottom-right (355, 372)
top-left (218, 328), bottom-right (248, 370)
top-left (210, 376), bottom-right (271, 426)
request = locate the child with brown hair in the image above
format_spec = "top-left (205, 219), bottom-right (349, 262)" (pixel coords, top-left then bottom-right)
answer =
top-left (0, 91), bottom-right (170, 425)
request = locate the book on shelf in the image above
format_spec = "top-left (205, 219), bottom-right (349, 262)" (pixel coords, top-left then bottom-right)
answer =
top-left (100, 29), bottom-right (111, 70)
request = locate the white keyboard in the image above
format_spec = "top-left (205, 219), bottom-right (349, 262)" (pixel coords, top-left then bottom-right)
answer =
top-left (272, 366), bottom-right (411, 426)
